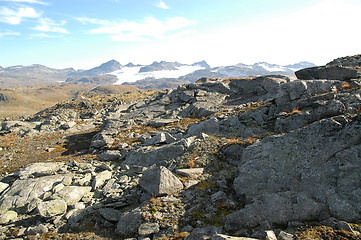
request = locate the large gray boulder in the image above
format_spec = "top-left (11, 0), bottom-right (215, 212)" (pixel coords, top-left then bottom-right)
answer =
top-left (295, 65), bottom-right (358, 80)
top-left (0, 174), bottom-right (69, 213)
top-left (139, 165), bottom-right (183, 196)
top-left (226, 116), bottom-right (361, 230)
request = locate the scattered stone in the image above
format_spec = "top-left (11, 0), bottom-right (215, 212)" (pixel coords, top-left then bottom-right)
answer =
top-left (138, 222), bottom-right (160, 236)
top-left (176, 168), bottom-right (204, 178)
top-left (0, 210), bottom-right (18, 224)
top-left (144, 132), bottom-right (177, 145)
top-left (140, 165), bottom-right (184, 196)
top-left (37, 199), bottom-right (67, 218)
top-left (61, 121), bottom-right (77, 130)
top-left (92, 170), bottom-right (112, 190)
top-left (278, 231), bottom-right (293, 240)
top-left (265, 230), bottom-right (277, 240)
top-left (211, 234), bottom-right (258, 240)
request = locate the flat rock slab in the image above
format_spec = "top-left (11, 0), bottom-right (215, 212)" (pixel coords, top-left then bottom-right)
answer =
top-left (140, 166), bottom-right (184, 196)
top-left (16, 162), bottom-right (65, 179)
top-left (295, 65), bottom-right (358, 80)
top-left (176, 168), bottom-right (204, 178)
top-left (0, 174), bottom-right (69, 213)
top-left (52, 186), bottom-right (92, 205)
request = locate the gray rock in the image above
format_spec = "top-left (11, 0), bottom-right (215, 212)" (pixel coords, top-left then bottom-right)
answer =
top-left (61, 121), bottom-right (77, 130)
top-left (16, 162), bottom-right (65, 179)
top-left (98, 150), bottom-right (121, 161)
top-left (278, 231), bottom-right (293, 240)
top-left (52, 186), bottom-right (92, 205)
top-left (186, 118), bottom-right (220, 136)
top-left (228, 117), bottom-right (361, 229)
top-left (139, 166), bottom-right (183, 196)
top-left (124, 144), bottom-right (185, 167)
top-left (26, 224), bottom-right (48, 235)
top-left (0, 182), bottom-right (9, 194)
top-left (37, 199), bottom-right (67, 218)
top-left (211, 234), bottom-right (258, 240)
top-left (185, 227), bottom-right (224, 240)
top-left (176, 168), bottom-right (204, 178)
top-left (296, 65), bottom-right (358, 80)
top-left (99, 208), bottom-right (121, 222)
top-left (138, 222), bottom-right (160, 236)
top-left (116, 209), bottom-right (142, 236)
top-left (90, 133), bottom-right (114, 148)
top-left (92, 170), bottom-right (112, 190)
top-left (0, 174), bottom-right (68, 213)
top-left (265, 230), bottom-right (277, 240)
top-left (0, 210), bottom-right (18, 224)
top-left (144, 133), bottom-right (177, 145)
top-left (148, 119), bottom-right (178, 127)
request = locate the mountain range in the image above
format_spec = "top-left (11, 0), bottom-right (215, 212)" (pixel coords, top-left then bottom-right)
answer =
top-left (0, 60), bottom-right (315, 88)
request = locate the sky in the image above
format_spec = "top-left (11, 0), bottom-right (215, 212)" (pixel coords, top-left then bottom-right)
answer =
top-left (0, 0), bottom-right (360, 69)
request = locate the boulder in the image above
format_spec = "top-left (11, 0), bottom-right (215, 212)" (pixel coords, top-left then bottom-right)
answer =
top-left (37, 199), bottom-right (67, 218)
top-left (139, 166), bottom-right (183, 196)
top-left (0, 174), bottom-right (68, 213)
top-left (138, 222), bottom-right (160, 236)
top-left (144, 132), bottom-right (177, 145)
top-left (295, 66), bottom-right (358, 80)
top-left (92, 170), bottom-right (112, 190)
top-left (228, 116), bottom-right (361, 229)
top-left (123, 144), bottom-right (185, 167)
top-left (16, 162), bottom-right (65, 179)
top-left (0, 210), bottom-right (18, 224)
top-left (0, 182), bottom-right (9, 194)
top-left (115, 209), bottom-right (142, 236)
top-left (186, 118), bottom-right (220, 136)
top-left (52, 186), bottom-right (92, 206)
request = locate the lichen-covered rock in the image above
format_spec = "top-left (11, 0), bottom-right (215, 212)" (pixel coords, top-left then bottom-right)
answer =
top-left (37, 199), bottom-right (67, 218)
top-left (0, 210), bottom-right (18, 224)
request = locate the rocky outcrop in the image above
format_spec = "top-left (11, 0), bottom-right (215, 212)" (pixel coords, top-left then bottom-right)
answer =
top-left (295, 65), bottom-right (358, 80)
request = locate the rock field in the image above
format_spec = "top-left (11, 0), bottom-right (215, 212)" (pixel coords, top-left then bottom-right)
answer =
top-left (0, 55), bottom-right (360, 239)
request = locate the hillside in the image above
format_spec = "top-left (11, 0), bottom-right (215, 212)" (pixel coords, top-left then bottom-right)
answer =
top-left (0, 84), bottom-right (138, 120)
top-left (0, 55), bottom-right (360, 240)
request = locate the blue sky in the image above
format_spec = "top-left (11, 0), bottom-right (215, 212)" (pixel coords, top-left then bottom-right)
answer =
top-left (0, 0), bottom-right (360, 69)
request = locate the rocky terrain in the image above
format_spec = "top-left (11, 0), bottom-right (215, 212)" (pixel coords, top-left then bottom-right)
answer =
top-left (0, 55), bottom-right (360, 240)
top-left (0, 84), bottom-right (138, 120)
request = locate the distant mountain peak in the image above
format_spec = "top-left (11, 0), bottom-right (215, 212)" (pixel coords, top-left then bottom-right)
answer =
top-left (192, 60), bottom-right (210, 69)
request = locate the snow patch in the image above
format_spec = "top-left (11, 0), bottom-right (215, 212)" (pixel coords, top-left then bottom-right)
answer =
top-left (112, 65), bottom-right (204, 84)
top-left (259, 64), bottom-right (286, 72)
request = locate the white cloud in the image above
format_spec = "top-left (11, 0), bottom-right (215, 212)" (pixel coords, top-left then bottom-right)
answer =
top-left (80, 16), bottom-right (193, 42)
top-left (0, 0), bottom-right (48, 5)
top-left (114, 0), bottom-right (361, 67)
top-left (0, 31), bottom-right (20, 38)
top-left (33, 17), bottom-right (69, 34)
top-left (0, 6), bottom-right (41, 24)
top-left (157, 0), bottom-right (169, 10)
top-left (76, 17), bottom-right (112, 26)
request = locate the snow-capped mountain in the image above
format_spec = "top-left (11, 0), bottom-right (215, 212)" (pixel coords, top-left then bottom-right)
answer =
top-left (0, 60), bottom-right (315, 88)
